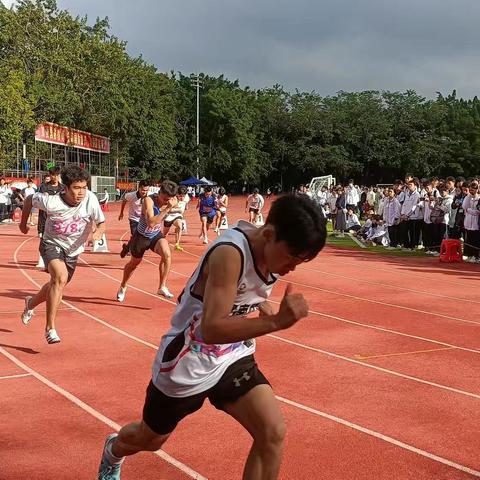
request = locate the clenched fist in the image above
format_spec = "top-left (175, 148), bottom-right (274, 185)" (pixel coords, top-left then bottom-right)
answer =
top-left (274, 283), bottom-right (308, 330)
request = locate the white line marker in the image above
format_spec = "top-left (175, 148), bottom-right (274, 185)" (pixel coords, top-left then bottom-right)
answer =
top-left (276, 395), bottom-right (480, 478)
top-left (0, 373), bottom-right (31, 380)
top-left (0, 346), bottom-right (207, 479)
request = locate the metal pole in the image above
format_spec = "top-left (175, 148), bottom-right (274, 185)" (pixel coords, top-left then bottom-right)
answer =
top-left (196, 78), bottom-right (200, 179)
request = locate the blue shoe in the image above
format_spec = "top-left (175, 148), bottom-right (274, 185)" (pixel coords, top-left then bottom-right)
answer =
top-left (98, 433), bottom-right (123, 479)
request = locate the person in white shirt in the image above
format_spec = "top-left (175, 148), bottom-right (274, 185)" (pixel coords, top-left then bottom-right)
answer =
top-left (22, 179), bottom-right (37, 225)
top-left (382, 188), bottom-right (401, 248)
top-left (245, 188), bottom-right (264, 224)
top-left (400, 178), bottom-right (422, 250)
top-left (118, 180), bottom-right (151, 258)
top-left (99, 188), bottom-right (110, 205)
top-left (429, 185), bottom-right (452, 255)
top-left (97, 194), bottom-right (327, 480)
top-left (345, 180), bottom-right (360, 212)
top-left (0, 177), bottom-right (12, 222)
top-left (345, 208), bottom-right (361, 232)
top-left (462, 181), bottom-right (480, 262)
top-left (213, 186), bottom-right (229, 234)
top-left (163, 185), bottom-right (190, 251)
top-left (19, 166), bottom-right (106, 344)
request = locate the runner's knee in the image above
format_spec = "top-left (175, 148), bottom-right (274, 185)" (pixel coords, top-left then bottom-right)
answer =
top-left (256, 420), bottom-right (286, 450)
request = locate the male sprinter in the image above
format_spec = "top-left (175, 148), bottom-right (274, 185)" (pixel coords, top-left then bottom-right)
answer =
top-left (98, 194), bottom-right (327, 480)
top-left (162, 185), bottom-right (189, 251)
top-left (19, 166), bottom-right (105, 344)
top-left (116, 180), bottom-right (178, 302)
top-left (118, 180), bottom-right (151, 258)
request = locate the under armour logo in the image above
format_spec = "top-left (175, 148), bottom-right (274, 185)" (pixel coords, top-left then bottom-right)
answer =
top-left (233, 371), bottom-right (251, 387)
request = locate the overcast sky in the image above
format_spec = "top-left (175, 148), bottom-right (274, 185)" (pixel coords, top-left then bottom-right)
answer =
top-left (4, 0), bottom-right (480, 98)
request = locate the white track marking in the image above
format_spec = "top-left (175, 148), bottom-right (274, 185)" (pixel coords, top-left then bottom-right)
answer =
top-left (276, 396), bottom-right (480, 478)
top-left (297, 264), bottom-right (480, 305)
top-left (0, 346), bottom-right (207, 480)
top-left (0, 373), bottom-right (31, 380)
top-left (12, 232), bottom-right (480, 476)
top-left (267, 335), bottom-right (480, 400)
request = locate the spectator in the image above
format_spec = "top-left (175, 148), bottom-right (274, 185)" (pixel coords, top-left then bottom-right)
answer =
top-left (345, 208), bottom-right (361, 232)
top-left (345, 179), bottom-right (359, 212)
top-left (335, 186), bottom-right (347, 236)
top-left (99, 188), bottom-right (110, 205)
top-left (22, 179), bottom-right (37, 225)
top-left (462, 181), bottom-right (480, 262)
top-left (0, 177), bottom-right (12, 223)
top-left (382, 188), bottom-right (401, 249)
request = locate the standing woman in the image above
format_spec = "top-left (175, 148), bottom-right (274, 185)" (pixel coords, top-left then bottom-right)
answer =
top-left (335, 186), bottom-right (347, 237)
top-left (462, 181), bottom-right (480, 262)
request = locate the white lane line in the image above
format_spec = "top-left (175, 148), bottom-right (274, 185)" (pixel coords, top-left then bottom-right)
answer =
top-left (276, 395), bottom-right (480, 478)
top-left (267, 335), bottom-right (480, 400)
top-left (77, 253), bottom-right (480, 399)
top-left (0, 346), bottom-right (207, 480)
top-left (14, 230), bottom-right (480, 475)
top-left (297, 264), bottom-right (480, 305)
top-left (0, 373), bottom-right (32, 380)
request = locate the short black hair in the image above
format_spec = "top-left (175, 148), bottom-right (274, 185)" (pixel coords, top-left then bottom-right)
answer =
top-left (138, 179), bottom-right (151, 188)
top-left (253, 188), bottom-right (259, 194)
top-left (204, 186), bottom-right (212, 193)
top-left (218, 187), bottom-right (226, 195)
top-left (266, 194), bottom-right (327, 261)
top-left (178, 185), bottom-right (187, 195)
top-left (160, 180), bottom-right (178, 196)
top-left (49, 166), bottom-right (61, 175)
top-left (61, 165), bottom-right (90, 188)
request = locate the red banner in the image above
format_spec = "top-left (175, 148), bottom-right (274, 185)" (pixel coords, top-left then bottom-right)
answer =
top-left (116, 181), bottom-right (137, 190)
top-left (35, 122), bottom-right (110, 154)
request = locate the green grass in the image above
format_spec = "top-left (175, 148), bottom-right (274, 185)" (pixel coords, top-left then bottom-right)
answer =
top-left (325, 222), bottom-right (430, 258)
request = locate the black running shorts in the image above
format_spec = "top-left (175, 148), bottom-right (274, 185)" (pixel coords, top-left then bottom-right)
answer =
top-left (129, 230), bottom-right (164, 258)
top-left (143, 354), bottom-right (270, 435)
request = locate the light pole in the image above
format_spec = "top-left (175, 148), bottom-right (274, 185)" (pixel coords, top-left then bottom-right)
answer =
top-left (190, 74), bottom-right (203, 179)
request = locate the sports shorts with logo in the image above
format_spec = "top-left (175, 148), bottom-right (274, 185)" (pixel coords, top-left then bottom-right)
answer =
top-left (143, 354), bottom-right (269, 435)
top-left (40, 241), bottom-right (78, 283)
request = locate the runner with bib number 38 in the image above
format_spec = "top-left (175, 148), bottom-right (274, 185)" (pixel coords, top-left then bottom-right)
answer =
top-left (19, 166), bottom-right (106, 344)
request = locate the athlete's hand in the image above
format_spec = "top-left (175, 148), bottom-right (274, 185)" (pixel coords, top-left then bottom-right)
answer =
top-left (92, 229), bottom-right (103, 241)
top-left (19, 222), bottom-right (29, 235)
top-left (258, 301), bottom-right (275, 317)
top-left (273, 283), bottom-right (308, 330)
top-left (118, 213), bottom-right (124, 221)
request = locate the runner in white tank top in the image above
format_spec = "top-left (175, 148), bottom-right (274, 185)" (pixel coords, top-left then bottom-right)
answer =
top-left (98, 194), bottom-right (327, 480)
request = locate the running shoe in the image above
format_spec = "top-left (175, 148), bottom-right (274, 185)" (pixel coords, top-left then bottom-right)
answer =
top-left (157, 286), bottom-right (174, 299)
top-left (45, 329), bottom-right (61, 344)
top-left (98, 433), bottom-right (123, 480)
top-left (116, 286), bottom-right (127, 302)
top-left (119, 243), bottom-right (129, 259)
top-left (21, 296), bottom-right (34, 325)
top-left (174, 243), bottom-right (184, 252)
top-left (203, 236), bottom-right (209, 244)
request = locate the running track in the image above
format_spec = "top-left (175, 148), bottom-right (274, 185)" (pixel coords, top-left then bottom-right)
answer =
top-left (1, 196), bottom-right (479, 479)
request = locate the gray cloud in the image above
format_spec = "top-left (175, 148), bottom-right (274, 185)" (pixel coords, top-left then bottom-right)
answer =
top-left (54, 0), bottom-right (480, 98)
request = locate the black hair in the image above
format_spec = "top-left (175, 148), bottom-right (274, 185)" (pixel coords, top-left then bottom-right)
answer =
top-left (204, 186), bottom-right (212, 193)
top-left (160, 180), bottom-right (178, 196)
top-left (253, 188), bottom-right (259, 194)
top-left (49, 166), bottom-right (61, 175)
top-left (138, 179), bottom-right (151, 188)
top-left (266, 194), bottom-right (327, 261)
top-left (218, 187), bottom-right (226, 195)
top-left (178, 185), bottom-right (187, 195)
top-left (61, 165), bottom-right (90, 188)
top-left (446, 176), bottom-right (455, 183)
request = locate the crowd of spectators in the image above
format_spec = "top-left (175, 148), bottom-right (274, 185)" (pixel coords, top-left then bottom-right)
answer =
top-left (304, 174), bottom-right (480, 263)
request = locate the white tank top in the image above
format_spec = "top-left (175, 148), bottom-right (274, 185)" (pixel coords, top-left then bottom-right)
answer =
top-left (152, 220), bottom-right (277, 397)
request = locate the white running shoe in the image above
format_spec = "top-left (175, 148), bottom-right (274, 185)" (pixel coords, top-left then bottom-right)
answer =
top-left (45, 329), bottom-right (61, 344)
top-left (203, 236), bottom-right (209, 244)
top-left (157, 286), bottom-right (174, 299)
top-left (116, 286), bottom-right (127, 302)
top-left (21, 296), bottom-right (34, 325)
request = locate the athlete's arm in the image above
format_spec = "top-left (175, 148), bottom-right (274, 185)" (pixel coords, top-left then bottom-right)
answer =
top-left (118, 199), bottom-right (128, 220)
top-left (143, 196), bottom-right (174, 227)
top-left (19, 193), bottom-right (46, 234)
top-left (201, 245), bottom-right (309, 344)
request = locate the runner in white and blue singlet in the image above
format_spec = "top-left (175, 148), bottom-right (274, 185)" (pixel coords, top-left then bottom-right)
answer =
top-left (98, 194), bottom-right (327, 480)
top-left (197, 185), bottom-right (217, 244)
top-left (116, 180), bottom-right (178, 303)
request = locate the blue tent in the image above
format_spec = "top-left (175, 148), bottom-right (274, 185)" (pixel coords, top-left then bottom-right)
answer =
top-left (179, 176), bottom-right (203, 186)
